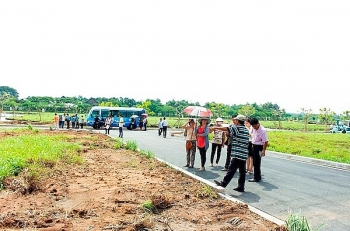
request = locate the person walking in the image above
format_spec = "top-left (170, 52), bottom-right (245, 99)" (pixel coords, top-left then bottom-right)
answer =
top-left (248, 117), bottom-right (269, 182)
top-left (105, 115), bottom-right (113, 135)
top-left (182, 118), bottom-right (196, 168)
top-left (118, 114), bottom-right (124, 138)
top-left (53, 113), bottom-right (59, 130)
top-left (162, 117), bottom-right (168, 138)
top-left (196, 117), bottom-right (210, 171)
top-left (245, 119), bottom-right (254, 174)
top-left (213, 115), bottom-right (249, 192)
top-left (158, 118), bottom-right (163, 136)
top-left (210, 117), bottom-right (226, 167)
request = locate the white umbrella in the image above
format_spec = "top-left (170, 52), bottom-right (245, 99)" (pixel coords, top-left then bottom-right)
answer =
top-left (130, 115), bottom-right (139, 118)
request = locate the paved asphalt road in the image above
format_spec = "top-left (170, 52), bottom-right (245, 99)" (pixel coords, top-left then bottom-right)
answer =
top-left (2, 125), bottom-right (349, 230)
top-left (104, 128), bottom-right (350, 231)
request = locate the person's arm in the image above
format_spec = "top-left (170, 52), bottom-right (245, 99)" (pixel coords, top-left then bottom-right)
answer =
top-left (221, 131), bottom-right (226, 146)
top-left (261, 130), bottom-right (269, 157)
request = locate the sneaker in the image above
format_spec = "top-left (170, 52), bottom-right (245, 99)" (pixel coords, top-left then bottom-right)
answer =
top-left (215, 163), bottom-right (219, 167)
top-left (209, 163), bottom-right (213, 167)
top-left (199, 167), bottom-right (205, 171)
top-left (222, 168), bottom-right (228, 171)
top-left (248, 178), bottom-right (260, 182)
top-left (189, 166), bottom-right (194, 168)
top-left (183, 164), bottom-right (189, 167)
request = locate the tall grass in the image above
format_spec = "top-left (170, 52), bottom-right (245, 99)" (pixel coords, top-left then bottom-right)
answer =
top-left (268, 131), bottom-right (350, 164)
top-left (0, 133), bottom-right (83, 188)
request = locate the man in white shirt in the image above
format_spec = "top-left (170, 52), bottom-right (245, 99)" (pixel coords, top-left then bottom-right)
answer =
top-left (118, 114), bottom-right (124, 138)
top-left (162, 117), bottom-right (169, 138)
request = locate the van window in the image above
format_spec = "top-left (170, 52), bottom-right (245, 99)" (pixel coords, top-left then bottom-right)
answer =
top-left (101, 109), bottom-right (110, 119)
top-left (90, 110), bottom-right (100, 118)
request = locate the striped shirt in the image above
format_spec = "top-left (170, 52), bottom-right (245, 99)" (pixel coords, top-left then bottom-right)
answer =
top-left (227, 124), bottom-right (249, 160)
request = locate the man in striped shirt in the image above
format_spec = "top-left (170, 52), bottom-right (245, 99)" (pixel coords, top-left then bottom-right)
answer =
top-left (213, 115), bottom-right (249, 192)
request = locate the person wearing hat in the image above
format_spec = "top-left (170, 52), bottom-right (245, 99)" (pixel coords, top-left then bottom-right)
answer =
top-left (182, 118), bottom-right (197, 168)
top-left (196, 117), bottom-right (210, 171)
top-left (248, 117), bottom-right (268, 182)
top-left (209, 117), bottom-right (226, 167)
top-left (213, 114), bottom-right (249, 192)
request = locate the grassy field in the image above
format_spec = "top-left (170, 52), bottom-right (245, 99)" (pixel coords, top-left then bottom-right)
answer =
top-left (4, 113), bottom-right (350, 165)
top-left (0, 128), bottom-right (83, 188)
top-left (268, 131), bottom-right (350, 164)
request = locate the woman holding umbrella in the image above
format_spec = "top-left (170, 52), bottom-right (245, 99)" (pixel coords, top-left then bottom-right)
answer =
top-left (196, 117), bottom-right (210, 171)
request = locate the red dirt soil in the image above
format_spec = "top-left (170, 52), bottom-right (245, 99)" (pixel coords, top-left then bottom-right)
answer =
top-left (0, 130), bottom-right (286, 231)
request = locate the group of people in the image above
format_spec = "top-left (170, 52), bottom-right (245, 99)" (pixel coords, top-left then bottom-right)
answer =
top-left (53, 113), bottom-right (85, 130)
top-left (94, 114), bottom-right (124, 137)
top-left (182, 115), bottom-right (268, 192)
top-left (157, 117), bottom-right (169, 138)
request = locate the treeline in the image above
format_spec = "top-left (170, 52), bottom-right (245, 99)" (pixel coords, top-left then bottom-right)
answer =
top-left (1, 86), bottom-right (349, 123)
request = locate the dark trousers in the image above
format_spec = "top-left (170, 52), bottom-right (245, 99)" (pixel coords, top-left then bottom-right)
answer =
top-left (224, 144), bottom-right (232, 169)
top-left (163, 126), bottom-right (168, 137)
top-left (198, 147), bottom-right (207, 168)
top-left (66, 121), bottom-right (70, 129)
top-left (210, 143), bottom-right (222, 164)
top-left (119, 127), bottom-right (123, 138)
top-left (158, 128), bottom-right (163, 136)
top-left (222, 158), bottom-right (246, 189)
top-left (252, 144), bottom-right (263, 181)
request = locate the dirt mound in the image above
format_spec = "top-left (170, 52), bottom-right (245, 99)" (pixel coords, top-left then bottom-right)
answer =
top-left (0, 130), bottom-right (285, 230)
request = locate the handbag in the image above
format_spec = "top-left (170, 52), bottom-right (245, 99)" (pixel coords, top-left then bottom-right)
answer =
top-left (186, 141), bottom-right (193, 150)
top-left (185, 129), bottom-right (194, 150)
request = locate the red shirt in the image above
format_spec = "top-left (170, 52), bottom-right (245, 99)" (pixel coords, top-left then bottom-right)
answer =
top-left (197, 126), bottom-right (205, 148)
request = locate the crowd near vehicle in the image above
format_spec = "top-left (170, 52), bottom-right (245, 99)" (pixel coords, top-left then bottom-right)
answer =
top-left (86, 106), bottom-right (146, 129)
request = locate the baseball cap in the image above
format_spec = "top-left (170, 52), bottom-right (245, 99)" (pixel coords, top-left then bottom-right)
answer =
top-left (232, 114), bottom-right (246, 121)
top-left (215, 117), bottom-right (223, 122)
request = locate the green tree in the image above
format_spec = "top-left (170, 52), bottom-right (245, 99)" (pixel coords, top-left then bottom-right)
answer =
top-left (300, 108), bottom-right (313, 131)
top-left (7, 98), bottom-right (19, 118)
top-left (0, 86), bottom-right (19, 99)
top-left (319, 108), bottom-right (335, 132)
top-left (0, 92), bottom-right (10, 116)
top-left (238, 104), bottom-right (256, 118)
top-left (138, 100), bottom-right (153, 115)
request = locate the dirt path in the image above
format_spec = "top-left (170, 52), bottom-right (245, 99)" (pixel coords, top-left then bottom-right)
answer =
top-left (0, 130), bottom-right (285, 230)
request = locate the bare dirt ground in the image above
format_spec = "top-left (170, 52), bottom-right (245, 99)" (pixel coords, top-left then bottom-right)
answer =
top-left (0, 129), bottom-right (286, 231)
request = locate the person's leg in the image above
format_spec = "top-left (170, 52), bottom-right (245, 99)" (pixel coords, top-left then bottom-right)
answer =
top-left (199, 147), bottom-right (206, 169)
top-left (121, 128), bottom-right (123, 138)
top-left (237, 160), bottom-right (246, 189)
top-left (252, 145), bottom-right (262, 181)
top-left (210, 144), bottom-right (217, 166)
top-left (185, 149), bottom-right (190, 166)
top-left (163, 127), bottom-right (167, 137)
top-left (221, 158), bottom-right (239, 187)
top-left (190, 141), bottom-right (196, 167)
top-left (224, 144), bottom-right (232, 170)
top-left (216, 145), bottom-right (222, 165)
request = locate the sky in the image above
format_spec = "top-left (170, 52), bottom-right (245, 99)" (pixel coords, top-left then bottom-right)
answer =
top-left (1, 1), bottom-right (349, 114)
